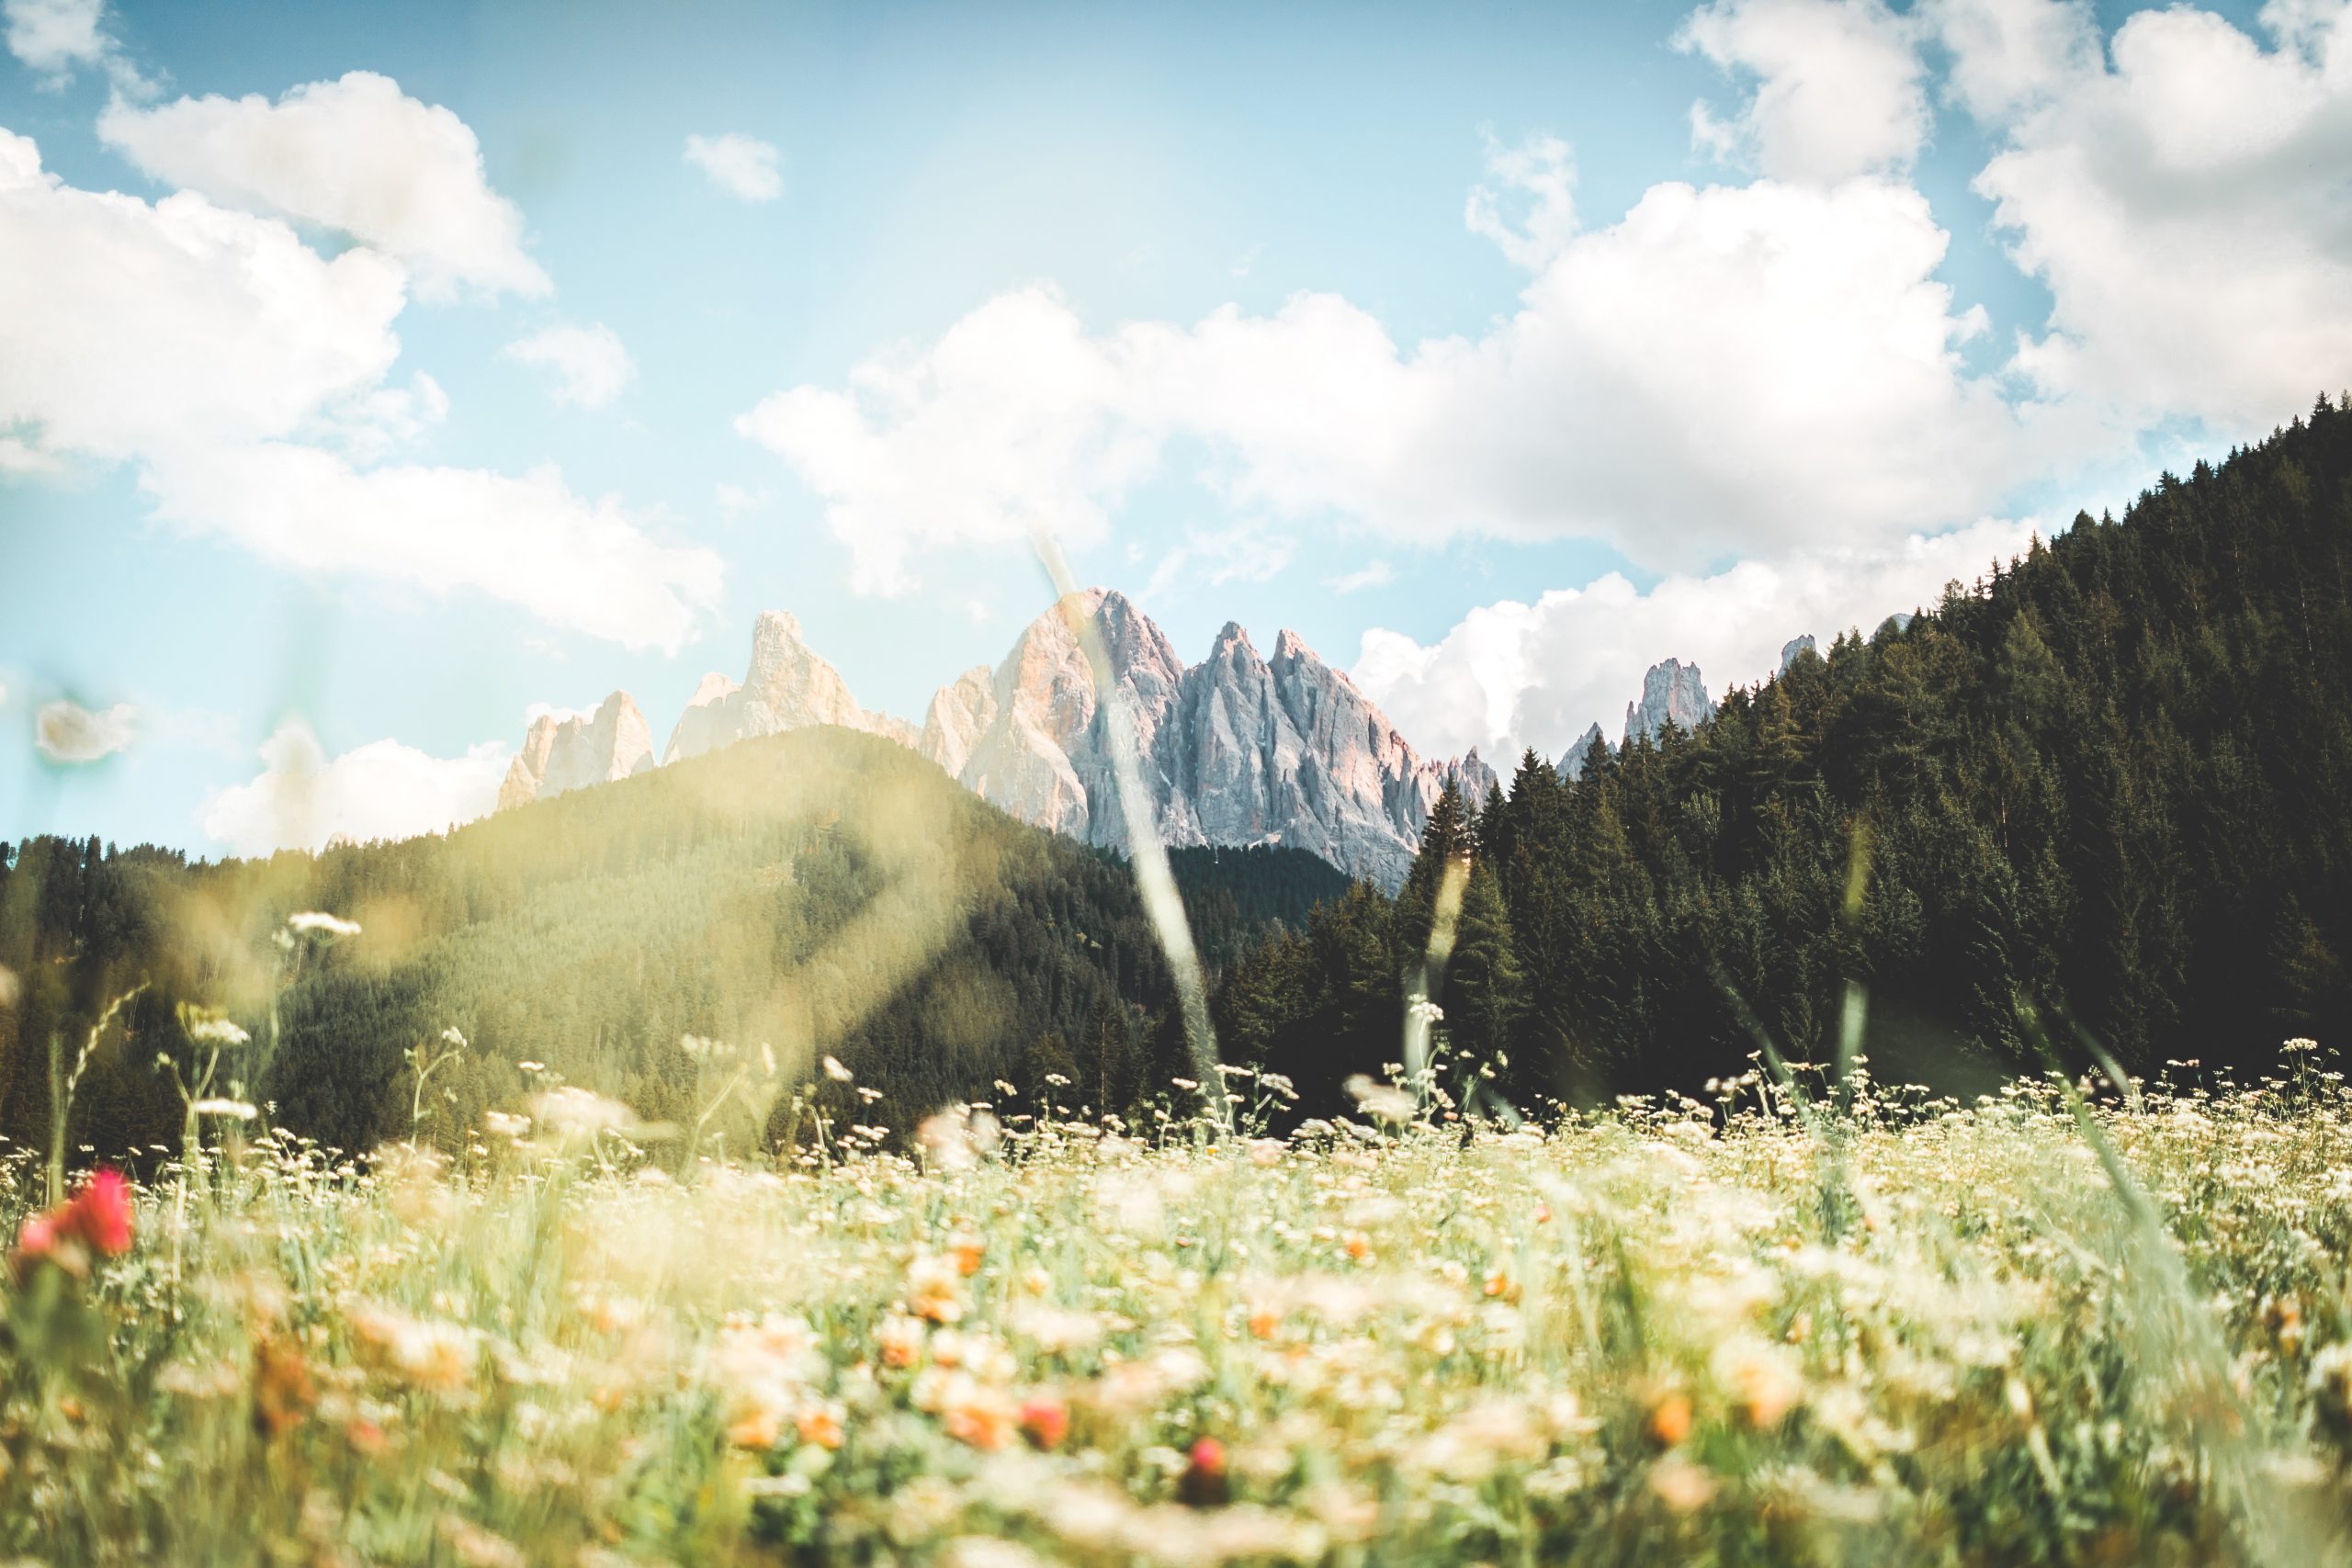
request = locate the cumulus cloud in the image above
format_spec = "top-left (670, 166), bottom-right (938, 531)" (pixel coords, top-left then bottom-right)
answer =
top-left (3, 0), bottom-right (141, 90)
top-left (33, 699), bottom-right (136, 763)
top-left (98, 72), bottom-right (548, 301)
top-left (0, 130), bottom-right (405, 461)
top-left (737, 286), bottom-right (1157, 593)
top-left (1955, 0), bottom-right (2352, 431)
top-left (684, 132), bottom-right (783, 202)
top-left (143, 443), bottom-right (725, 651)
top-left (502, 321), bottom-right (635, 409)
top-left (1679, 0), bottom-right (1931, 182)
top-left (741, 175), bottom-right (2032, 593)
top-left (1921, 0), bottom-right (2100, 121)
top-left (0, 129), bottom-right (721, 651)
top-left (199, 719), bottom-right (508, 855)
top-left (1352, 517), bottom-right (2041, 763)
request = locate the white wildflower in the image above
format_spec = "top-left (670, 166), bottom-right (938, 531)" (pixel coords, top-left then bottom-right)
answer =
top-left (286, 911), bottom-right (361, 938)
top-left (529, 1087), bottom-right (640, 1140)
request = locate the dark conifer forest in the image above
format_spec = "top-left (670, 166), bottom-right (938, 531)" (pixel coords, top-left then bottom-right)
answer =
top-left (1220, 395), bottom-right (2352, 1112)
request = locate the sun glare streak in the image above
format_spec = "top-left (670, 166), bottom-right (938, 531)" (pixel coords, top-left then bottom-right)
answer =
top-left (1403, 853), bottom-right (1467, 1095)
top-left (1029, 530), bottom-right (1227, 1131)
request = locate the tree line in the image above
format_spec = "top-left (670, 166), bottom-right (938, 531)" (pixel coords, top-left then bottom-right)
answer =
top-left (1213, 394), bottom-right (2352, 1116)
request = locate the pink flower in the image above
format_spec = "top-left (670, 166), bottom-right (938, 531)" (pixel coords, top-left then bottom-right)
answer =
top-left (15, 1213), bottom-right (56, 1262)
top-left (70, 1169), bottom-right (133, 1257)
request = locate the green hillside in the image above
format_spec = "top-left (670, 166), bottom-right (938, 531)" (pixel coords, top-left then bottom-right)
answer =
top-left (0, 728), bottom-right (1351, 1162)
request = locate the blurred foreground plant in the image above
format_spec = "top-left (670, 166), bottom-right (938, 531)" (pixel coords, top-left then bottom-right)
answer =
top-left (0, 1049), bottom-right (2350, 1564)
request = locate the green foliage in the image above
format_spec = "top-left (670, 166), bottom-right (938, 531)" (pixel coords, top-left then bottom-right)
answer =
top-left (0, 730), bottom-right (1349, 1163)
top-left (1217, 396), bottom-right (2352, 1110)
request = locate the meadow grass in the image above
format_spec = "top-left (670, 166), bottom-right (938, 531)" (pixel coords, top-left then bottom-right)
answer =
top-left (6, 1057), bottom-right (2352, 1566)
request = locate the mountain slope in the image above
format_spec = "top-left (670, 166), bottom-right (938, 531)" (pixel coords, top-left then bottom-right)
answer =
top-left (1472, 396), bottom-right (2352, 1093)
top-left (0, 728), bottom-right (1351, 1162)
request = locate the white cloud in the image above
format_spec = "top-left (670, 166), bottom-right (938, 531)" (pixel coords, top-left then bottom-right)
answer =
top-left (502, 321), bottom-right (635, 409)
top-left (0, 129), bottom-right (721, 651)
top-left (1921, 0), bottom-right (2100, 120)
top-left (1351, 517), bottom-right (2040, 763)
top-left (1957, 1), bottom-right (2352, 431)
top-left (33, 699), bottom-right (135, 763)
top-left (1143, 525), bottom-right (1295, 602)
top-left (1464, 130), bottom-right (1577, 269)
top-left (1325, 560), bottom-right (1396, 595)
top-left (98, 72), bottom-right (548, 301)
top-left (3, 0), bottom-right (141, 90)
top-left (0, 130), bottom-right (405, 461)
top-left (738, 286), bottom-right (1159, 593)
top-left (684, 132), bottom-right (783, 203)
top-left (1679, 0), bottom-right (1931, 183)
top-left (199, 718), bottom-right (508, 855)
top-left (741, 175), bottom-right (2033, 592)
top-left (143, 443), bottom-right (724, 651)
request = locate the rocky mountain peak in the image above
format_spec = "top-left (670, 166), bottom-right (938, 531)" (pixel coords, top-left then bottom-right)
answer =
top-left (668, 609), bottom-right (915, 764)
top-left (921, 665), bottom-right (999, 782)
top-left (1557, 721), bottom-right (1608, 781)
top-left (1623, 658), bottom-right (1713, 746)
top-left (497, 691), bottom-right (655, 812)
top-left (684, 671), bottom-right (739, 706)
top-left (922, 591), bottom-right (1500, 888)
top-left (1781, 634), bottom-right (1818, 673)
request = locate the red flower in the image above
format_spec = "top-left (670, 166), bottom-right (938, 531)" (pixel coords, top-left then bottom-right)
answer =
top-left (1019, 1394), bottom-right (1069, 1450)
top-left (10, 1168), bottom-right (135, 1280)
top-left (69, 1169), bottom-right (134, 1257)
top-left (15, 1212), bottom-right (57, 1263)
top-left (1179, 1437), bottom-right (1230, 1507)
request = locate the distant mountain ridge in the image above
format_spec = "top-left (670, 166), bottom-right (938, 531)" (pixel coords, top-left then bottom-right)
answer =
top-left (501, 589), bottom-right (1505, 889)
top-left (919, 591), bottom-right (1498, 889)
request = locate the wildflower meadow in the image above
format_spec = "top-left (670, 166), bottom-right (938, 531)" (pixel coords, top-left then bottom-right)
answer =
top-left (6, 1046), bottom-right (2352, 1566)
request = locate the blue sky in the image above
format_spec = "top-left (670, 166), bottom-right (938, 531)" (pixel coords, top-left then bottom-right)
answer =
top-left (1, 0), bottom-right (2342, 854)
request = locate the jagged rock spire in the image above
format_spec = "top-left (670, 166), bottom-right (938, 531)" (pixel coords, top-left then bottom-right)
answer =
top-left (497, 692), bottom-right (655, 811)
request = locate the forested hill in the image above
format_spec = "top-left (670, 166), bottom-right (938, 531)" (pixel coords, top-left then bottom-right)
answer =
top-left (1217, 396), bottom-right (2352, 1112)
top-left (0, 728), bottom-right (1352, 1162)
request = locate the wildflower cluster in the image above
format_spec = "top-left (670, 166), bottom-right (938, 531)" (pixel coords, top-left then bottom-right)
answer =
top-left (3, 1055), bottom-right (2352, 1563)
